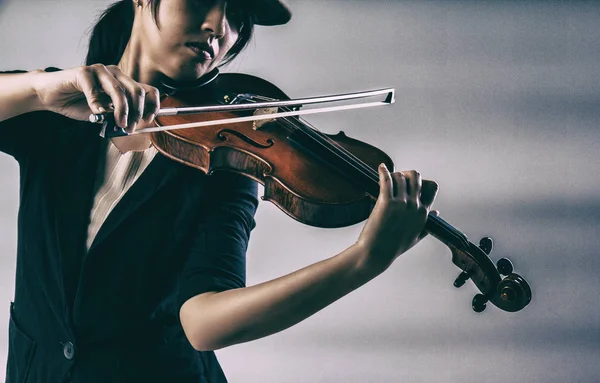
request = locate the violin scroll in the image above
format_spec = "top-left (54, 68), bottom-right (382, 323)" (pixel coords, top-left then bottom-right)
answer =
top-left (448, 235), bottom-right (532, 313)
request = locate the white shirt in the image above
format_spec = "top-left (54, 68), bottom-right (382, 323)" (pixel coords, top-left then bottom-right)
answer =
top-left (86, 141), bottom-right (158, 250)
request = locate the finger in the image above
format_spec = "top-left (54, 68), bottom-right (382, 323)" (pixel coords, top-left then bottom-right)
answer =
top-left (420, 180), bottom-right (439, 208)
top-left (93, 65), bottom-right (129, 128)
top-left (141, 85), bottom-right (160, 123)
top-left (378, 163), bottom-right (393, 200)
top-left (107, 66), bottom-right (146, 132)
top-left (77, 68), bottom-right (110, 115)
top-left (403, 170), bottom-right (421, 206)
top-left (391, 172), bottom-right (407, 201)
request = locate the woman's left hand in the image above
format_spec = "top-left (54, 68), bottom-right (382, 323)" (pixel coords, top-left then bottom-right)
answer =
top-left (354, 164), bottom-right (439, 272)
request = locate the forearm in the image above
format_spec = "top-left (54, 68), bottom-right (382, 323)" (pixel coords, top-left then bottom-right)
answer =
top-left (0, 71), bottom-right (44, 122)
top-left (180, 243), bottom-right (385, 351)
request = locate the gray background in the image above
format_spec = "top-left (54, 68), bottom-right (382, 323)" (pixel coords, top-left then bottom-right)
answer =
top-left (1, 0), bottom-right (599, 382)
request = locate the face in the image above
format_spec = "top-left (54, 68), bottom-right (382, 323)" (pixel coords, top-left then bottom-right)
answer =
top-left (135, 0), bottom-right (242, 82)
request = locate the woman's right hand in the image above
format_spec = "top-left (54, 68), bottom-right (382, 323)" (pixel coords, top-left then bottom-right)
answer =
top-left (32, 65), bottom-right (160, 133)
top-left (355, 163), bottom-right (439, 273)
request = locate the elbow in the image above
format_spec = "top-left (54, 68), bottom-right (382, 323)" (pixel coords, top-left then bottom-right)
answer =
top-left (182, 319), bottom-right (220, 351)
top-left (188, 337), bottom-right (219, 352)
top-left (181, 314), bottom-right (219, 352)
top-left (186, 327), bottom-right (236, 352)
top-left (180, 293), bottom-right (234, 351)
top-left (185, 322), bottom-right (231, 351)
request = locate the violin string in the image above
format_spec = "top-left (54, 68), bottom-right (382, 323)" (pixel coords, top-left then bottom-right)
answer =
top-left (239, 98), bottom-right (468, 245)
top-left (242, 94), bottom-right (380, 184)
top-left (275, 115), bottom-right (469, 246)
top-left (227, 100), bottom-right (380, 187)
top-left (276, 115), bottom-right (468, 246)
top-left (283, 114), bottom-right (470, 246)
top-left (277, 118), bottom-right (379, 186)
top-left (276, 111), bottom-right (380, 184)
top-left (290, 116), bottom-right (380, 181)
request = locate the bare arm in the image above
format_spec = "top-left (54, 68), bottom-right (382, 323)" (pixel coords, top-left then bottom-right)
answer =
top-left (181, 242), bottom-right (378, 351)
top-left (180, 165), bottom-right (439, 351)
top-left (0, 71), bottom-right (45, 122)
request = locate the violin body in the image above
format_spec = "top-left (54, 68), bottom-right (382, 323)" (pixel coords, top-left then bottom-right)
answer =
top-left (153, 73), bottom-right (393, 228)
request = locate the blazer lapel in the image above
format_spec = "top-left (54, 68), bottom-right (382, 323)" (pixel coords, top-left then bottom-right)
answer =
top-left (86, 151), bottom-right (183, 253)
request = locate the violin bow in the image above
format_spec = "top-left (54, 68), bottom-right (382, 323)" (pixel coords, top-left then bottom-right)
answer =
top-left (89, 88), bottom-right (395, 138)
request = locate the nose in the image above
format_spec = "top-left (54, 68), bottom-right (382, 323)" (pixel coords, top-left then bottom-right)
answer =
top-left (201, 3), bottom-right (227, 39)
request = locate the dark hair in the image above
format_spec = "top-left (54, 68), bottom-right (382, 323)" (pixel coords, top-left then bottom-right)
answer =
top-left (85, 0), bottom-right (255, 67)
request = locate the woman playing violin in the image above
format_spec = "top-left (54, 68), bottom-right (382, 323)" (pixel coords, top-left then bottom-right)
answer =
top-left (0, 0), bottom-right (438, 382)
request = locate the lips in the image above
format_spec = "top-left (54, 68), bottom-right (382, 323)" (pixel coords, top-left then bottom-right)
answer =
top-left (185, 42), bottom-right (214, 60)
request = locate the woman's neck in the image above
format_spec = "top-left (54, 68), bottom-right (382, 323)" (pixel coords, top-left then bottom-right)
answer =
top-left (118, 38), bottom-right (161, 86)
top-left (112, 28), bottom-right (158, 153)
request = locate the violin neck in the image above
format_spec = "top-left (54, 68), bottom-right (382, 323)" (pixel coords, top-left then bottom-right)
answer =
top-left (425, 214), bottom-right (469, 249)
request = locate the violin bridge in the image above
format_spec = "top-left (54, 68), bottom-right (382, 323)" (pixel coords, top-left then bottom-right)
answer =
top-left (252, 107), bottom-right (278, 130)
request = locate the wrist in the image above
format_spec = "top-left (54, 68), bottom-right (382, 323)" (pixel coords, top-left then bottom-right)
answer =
top-left (348, 242), bottom-right (391, 277)
top-left (28, 69), bottom-right (50, 112)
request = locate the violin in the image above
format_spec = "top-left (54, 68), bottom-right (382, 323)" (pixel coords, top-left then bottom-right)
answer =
top-left (90, 72), bottom-right (532, 313)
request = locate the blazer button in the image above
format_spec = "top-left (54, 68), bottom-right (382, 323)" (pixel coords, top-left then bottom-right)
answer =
top-left (63, 341), bottom-right (76, 360)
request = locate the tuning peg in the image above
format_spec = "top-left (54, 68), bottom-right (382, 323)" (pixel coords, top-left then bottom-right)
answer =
top-left (453, 271), bottom-right (470, 288)
top-left (479, 237), bottom-right (493, 255)
top-left (496, 258), bottom-right (514, 276)
top-left (472, 294), bottom-right (488, 313)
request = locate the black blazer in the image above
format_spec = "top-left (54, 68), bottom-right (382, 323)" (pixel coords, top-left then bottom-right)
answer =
top-left (1, 105), bottom-right (259, 382)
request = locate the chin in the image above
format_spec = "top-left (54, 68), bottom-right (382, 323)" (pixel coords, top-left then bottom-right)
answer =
top-left (163, 60), bottom-right (216, 83)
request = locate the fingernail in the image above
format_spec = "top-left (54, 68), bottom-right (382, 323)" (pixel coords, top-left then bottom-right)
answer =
top-left (98, 106), bottom-right (106, 113)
